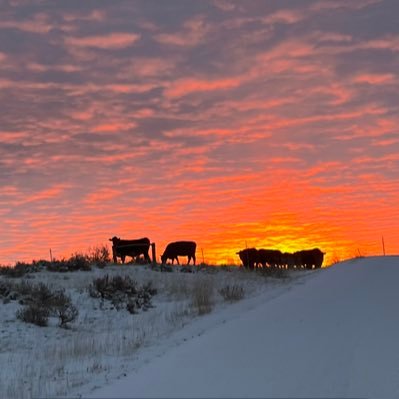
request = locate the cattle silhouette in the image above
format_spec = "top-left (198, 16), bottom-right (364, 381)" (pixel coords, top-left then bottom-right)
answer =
top-left (161, 241), bottom-right (197, 265)
top-left (236, 248), bottom-right (258, 270)
top-left (294, 248), bottom-right (324, 269)
top-left (281, 252), bottom-right (295, 269)
top-left (237, 246), bottom-right (325, 269)
top-left (257, 249), bottom-right (283, 268)
top-left (109, 236), bottom-right (151, 264)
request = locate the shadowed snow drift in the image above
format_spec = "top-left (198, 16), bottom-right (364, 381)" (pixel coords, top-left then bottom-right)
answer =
top-left (86, 256), bottom-right (399, 399)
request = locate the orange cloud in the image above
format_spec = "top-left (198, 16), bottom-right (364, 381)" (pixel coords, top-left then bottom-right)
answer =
top-left (92, 122), bottom-right (137, 133)
top-left (84, 189), bottom-right (121, 206)
top-left (18, 185), bottom-right (70, 205)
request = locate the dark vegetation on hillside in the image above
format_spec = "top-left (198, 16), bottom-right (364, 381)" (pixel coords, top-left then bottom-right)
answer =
top-left (0, 280), bottom-right (78, 328)
top-left (88, 275), bottom-right (157, 314)
top-left (0, 245), bottom-right (112, 277)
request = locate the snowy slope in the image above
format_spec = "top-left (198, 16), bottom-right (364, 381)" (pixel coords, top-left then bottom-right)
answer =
top-left (86, 256), bottom-right (399, 399)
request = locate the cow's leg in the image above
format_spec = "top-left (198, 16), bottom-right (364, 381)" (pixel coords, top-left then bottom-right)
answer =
top-left (193, 255), bottom-right (196, 266)
top-left (145, 252), bottom-right (151, 263)
top-left (176, 257), bottom-right (180, 265)
top-left (121, 255), bottom-right (125, 264)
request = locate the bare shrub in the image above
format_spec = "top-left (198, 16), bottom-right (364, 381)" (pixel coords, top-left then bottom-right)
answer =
top-left (66, 253), bottom-right (91, 271)
top-left (219, 284), bottom-right (245, 302)
top-left (16, 304), bottom-right (49, 327)
top-left (12, 281), bottom-right (54, 306)
top-left (50, 290), bottom-right (79, 328)
top-left (0, 280), bottom-right (12, 299)
top-left (31, 282), bottom-right (55, 304)
top-left (88, 275), bottom-right (138, 299)
top-left (45, 253), bottom-right (91, 272)
top-left (191, 277), bottom-right (214, 315)
top-left (13, 282), bottom-right (78, 328)
top-left (0, 262), bottom-right (40, 278)
top-left (87, 245), bottom-right (111, 268)
top-left (88, 275), bottom-right (157, 313)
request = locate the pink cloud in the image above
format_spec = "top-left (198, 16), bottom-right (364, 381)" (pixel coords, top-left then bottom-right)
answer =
top-left (262, 9), bottom-right (305, 25)
top-left (213, 0), bottom-right (237, 12)
top-left (19, 185), bottom-right (70, 205)
top-left (92, 122), bottom-right (137, 133)
top-left (310, 0), bottom-right (383, 12)
top-left (154, 16), bottom-right (210, 47)
top-left (105, 83), bottom-right (158, 94)
top-left (84, 188), bottom-right (121, 206)
top-left (0, 19), bottom-right (51, 34)
top-left (63, 9), bottom-right (106, 22)
top-left (26, 62), bottom-right (82, 73)
top-left (124, 57), bottom-right (176, 78)
top-left (164, 77), bottom-right (240, 98)
top-left (354, 73), bottom-right (396, 85)
top-left (65, 33), bottom-right (141, 49)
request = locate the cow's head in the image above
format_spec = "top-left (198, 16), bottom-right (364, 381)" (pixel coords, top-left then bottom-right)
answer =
top-left (109, 236), bottom-right (120, 245)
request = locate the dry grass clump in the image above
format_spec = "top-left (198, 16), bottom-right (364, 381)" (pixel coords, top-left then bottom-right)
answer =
top-left (219, 284), bottom-right (245, 302)
top-left (257, 267), bottom-right (289, 279)
top-left (190, 277), bottom-right (214, 315)
top-left (86, 245), bottom-right (111, 267)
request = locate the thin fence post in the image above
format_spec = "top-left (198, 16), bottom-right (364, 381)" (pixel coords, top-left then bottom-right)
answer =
top-left (151, 243), bottom-right (156, 265)
top-left (49, 249), bottom-right (53, 262)
top-left (245, 240), bottom-right (249, 268)
top-left (382, 236), bottom-right (386, 256)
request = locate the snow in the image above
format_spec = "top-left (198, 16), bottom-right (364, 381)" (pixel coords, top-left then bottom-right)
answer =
top-left (0, 264), bottom-right (301, 398)
top-left (84, 256), bottom-right (399, 399)
top-left (2, 257), bottom-right (398, 398)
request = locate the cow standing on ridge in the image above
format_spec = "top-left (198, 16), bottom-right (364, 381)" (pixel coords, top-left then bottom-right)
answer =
top-left (109, 236), bottom-right (151, 264)
top-left (161, 241), bottom-right (197, 265)
top-left (294, 248), bottom-right (325, 269)
top-left (257, 249), bottom-right (283, 268)
top-left (237, 248), bottom-right (258, 270)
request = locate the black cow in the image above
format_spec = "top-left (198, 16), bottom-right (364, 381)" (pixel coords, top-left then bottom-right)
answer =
top-left (109, 236), bottom-right (151, 264)
top-left (257, 249), bottom-right (283, 268)
top-left (237, 248), bottom-right (258, 270)
top-left (294, 248), bottom-right (325, 269)
top-left (161, 241), bottom-right (196, 265)
top-left (281, 252), bottom-right (295, 269)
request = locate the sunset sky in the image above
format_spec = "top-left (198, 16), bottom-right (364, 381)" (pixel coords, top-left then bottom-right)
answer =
top-left (1, 0), bottom-right (398, 266)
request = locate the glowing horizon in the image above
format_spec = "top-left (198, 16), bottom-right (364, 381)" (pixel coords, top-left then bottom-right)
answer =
top-left (1, 0), bottom-right (398, 266)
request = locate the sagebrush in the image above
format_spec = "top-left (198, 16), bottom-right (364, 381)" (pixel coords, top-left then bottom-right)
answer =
top-left (88, 275), bottom-right (157, 313)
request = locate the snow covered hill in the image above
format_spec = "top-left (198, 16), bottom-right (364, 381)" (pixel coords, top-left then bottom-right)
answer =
top-left (86, 256), bottom-right (399, 399)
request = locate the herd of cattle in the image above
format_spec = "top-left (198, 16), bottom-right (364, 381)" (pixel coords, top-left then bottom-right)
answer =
top-left (237, 247), bottom-right (324, 270)
top-left (109, 236), bottom-right (325, 269)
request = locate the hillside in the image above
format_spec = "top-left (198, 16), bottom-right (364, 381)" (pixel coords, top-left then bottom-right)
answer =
top-left (86, 256), bottom-right (399, 398)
